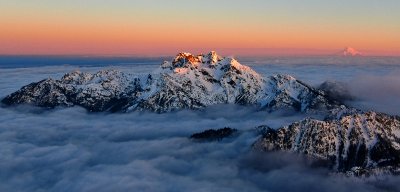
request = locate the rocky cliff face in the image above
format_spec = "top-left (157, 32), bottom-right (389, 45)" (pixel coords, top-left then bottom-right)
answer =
top-left (1, 51), bottom-right (338, 112)
top-left (253, 109), bottom-right (400, 175)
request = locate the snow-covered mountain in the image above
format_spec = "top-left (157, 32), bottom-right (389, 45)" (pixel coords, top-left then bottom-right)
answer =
top-left (339, 47), bottom-right (363, 57)
top-left (1, 51), bottom-right (339, 112)
top-left (253, 107), bottom-right (400, 175)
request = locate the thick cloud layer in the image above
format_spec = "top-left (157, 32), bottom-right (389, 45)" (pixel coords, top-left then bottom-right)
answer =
top-left (347, 72), bottom-right (400, 115)
top-left (315, 72), bottom-right (400, 115)
top-left (1, 106), bottom-right (398, 192)
top-left (1, 57), bottom-right (400, 191)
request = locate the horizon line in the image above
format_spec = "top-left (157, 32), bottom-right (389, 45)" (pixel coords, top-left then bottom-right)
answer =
top-left (0, 47), bottom-right (399, 57)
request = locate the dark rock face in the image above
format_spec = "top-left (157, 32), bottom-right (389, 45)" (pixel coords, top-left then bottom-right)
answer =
top-left (1, 51), bottom-right (340, 113)
top-left (190, 127), bottom-right (238, 141)
top-left (253, 111), bottom-right (400, 175)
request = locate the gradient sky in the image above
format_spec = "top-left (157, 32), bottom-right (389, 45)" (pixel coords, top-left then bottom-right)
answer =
top-left (1, 0), bottom-right (399, 56)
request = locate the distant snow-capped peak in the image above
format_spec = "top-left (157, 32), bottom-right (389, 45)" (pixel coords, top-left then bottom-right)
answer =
top-left (340, 47), bottom-right (363, 56)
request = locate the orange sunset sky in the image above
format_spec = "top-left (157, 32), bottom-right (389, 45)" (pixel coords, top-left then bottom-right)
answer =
top-left (1, 0), bottom-right (399, 56)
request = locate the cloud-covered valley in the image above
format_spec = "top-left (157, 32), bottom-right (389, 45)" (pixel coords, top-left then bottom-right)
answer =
top-left (2, 105), bottom-right (398, 192)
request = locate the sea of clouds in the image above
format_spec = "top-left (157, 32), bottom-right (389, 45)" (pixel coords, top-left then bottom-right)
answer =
top-left (0, 56), bottom-right (400, 191)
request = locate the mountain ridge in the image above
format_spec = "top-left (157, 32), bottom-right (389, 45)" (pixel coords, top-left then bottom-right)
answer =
top-left (1, 51), bottom-right (339, 113)
top-left (253, 107), bottom-right (400, 175)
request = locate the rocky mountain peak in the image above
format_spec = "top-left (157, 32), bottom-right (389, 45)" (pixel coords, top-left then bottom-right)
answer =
top-left (61, 70), bottom-right (92, 84)
top-left (166, 51), bottom-right (223, 69)
top-left (202, 51), bottom-right (222, 64)
top-left (171, 52), bottom-right (201, 68)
